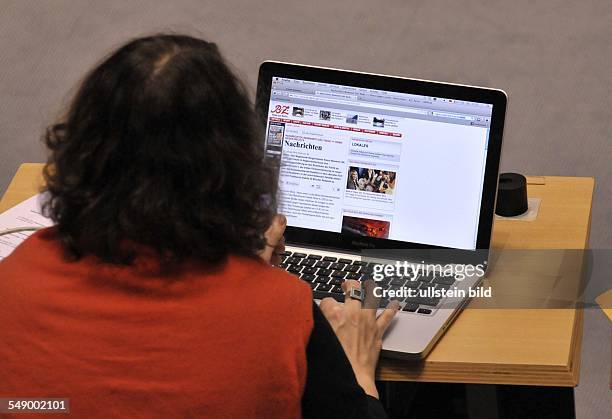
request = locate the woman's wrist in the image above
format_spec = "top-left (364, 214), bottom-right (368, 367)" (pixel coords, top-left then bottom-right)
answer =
top-left (355, 373), bottom-right (379, 399)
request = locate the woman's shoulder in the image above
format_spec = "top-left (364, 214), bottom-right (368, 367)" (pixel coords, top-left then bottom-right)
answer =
top-left (226, 255), bottom-right (311, 292)
top-left (0, 228), bottom-right (80, 315)
top-left (0, 233), bottom-right (314, 316)
top-left (0, 227), bottom-right (61, 269)
top-left (224, 255), bottom-right (313, 306)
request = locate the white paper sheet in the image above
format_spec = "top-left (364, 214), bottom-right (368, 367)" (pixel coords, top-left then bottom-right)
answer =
top-left (0, 194), bottom-right (54, 261)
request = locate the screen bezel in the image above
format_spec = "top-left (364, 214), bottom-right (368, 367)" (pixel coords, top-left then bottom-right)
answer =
top-left (255, 61), bottom-right (507, 265)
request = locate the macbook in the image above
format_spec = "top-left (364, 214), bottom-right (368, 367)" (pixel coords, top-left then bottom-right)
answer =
top-left (256, 62), bottom-right (507, 359)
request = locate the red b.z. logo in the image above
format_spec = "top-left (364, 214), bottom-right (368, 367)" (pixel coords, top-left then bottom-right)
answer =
top-left (272, 105), bottom-right (289, 115)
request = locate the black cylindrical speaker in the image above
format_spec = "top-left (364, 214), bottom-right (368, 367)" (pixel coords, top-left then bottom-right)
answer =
top-left (496, 173), bottom-right (528, 217)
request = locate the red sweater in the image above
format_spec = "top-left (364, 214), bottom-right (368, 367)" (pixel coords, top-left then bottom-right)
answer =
top-left (0, 229), bottom-right (313, 418)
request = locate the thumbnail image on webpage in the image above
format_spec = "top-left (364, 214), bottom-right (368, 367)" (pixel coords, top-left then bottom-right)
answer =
top-left (346, 167), bottom-right (396, 195)
top-left (341, 216), bottom-right (390, 239)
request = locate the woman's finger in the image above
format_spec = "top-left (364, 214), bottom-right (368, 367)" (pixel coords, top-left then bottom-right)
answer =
top-left (376, 301), bottom-right (400, 335)
top-left (342, 279), bottom-right (363, 312)
top-left (275, 235), bottom-right (285, 253)
top-left (319, 296), bottom-right (340, 317)
top-left (259, 214), bottom-right (287, 263)
top-left (270, 235), bottom-right (285, 266)
top-left (341, 279), bottom-right (361, 293)
top-left (361, 279), bottom-right (380, 310)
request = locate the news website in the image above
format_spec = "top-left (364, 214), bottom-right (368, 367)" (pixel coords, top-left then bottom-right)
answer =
top-left (264, 78), bottom-right (493, 250)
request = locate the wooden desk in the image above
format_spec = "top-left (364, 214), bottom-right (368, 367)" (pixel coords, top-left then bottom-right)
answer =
top-left (378, 175), bottom-right (594, 387)
top-left (0, 163), bottom-right (44, 213)
top-left (1, 164), bottom-right (595, 390)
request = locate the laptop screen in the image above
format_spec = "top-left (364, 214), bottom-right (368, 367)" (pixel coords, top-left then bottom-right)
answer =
top-left (263, 77), bottom-right (494, 251)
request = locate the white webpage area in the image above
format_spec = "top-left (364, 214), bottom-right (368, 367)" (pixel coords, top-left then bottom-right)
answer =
top-left (265, 94), bottom-right (489, 250)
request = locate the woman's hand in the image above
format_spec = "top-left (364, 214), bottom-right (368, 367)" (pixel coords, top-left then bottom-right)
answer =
top-left (258, 214), bottom-right (286, 265)
top-left (319, 280), bottom-right (399, 399)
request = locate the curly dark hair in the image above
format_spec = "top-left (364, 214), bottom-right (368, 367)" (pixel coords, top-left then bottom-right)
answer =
top-left (43, 34), bottom-right (276, 265)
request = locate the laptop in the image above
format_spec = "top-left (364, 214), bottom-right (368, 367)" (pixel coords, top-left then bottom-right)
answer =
top-left (255, 62), bottom-right (507, 359)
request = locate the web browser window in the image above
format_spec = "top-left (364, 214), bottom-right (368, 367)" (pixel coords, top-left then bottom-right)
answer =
top-left (264, 77), bottom-right (493, 250)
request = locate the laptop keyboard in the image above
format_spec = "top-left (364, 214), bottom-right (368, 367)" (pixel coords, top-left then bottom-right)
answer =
top-left (279, 251), bottom-right (458, 315)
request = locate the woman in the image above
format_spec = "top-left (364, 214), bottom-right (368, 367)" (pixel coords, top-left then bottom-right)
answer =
top-left (347, 168), bottom-right (360, 190)
top-left (0, 34), bottom-right (397, 418)
top-left (385, 172), bottom-right (396, 195)
top-left (364, 168), bottom-right (375, 187)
